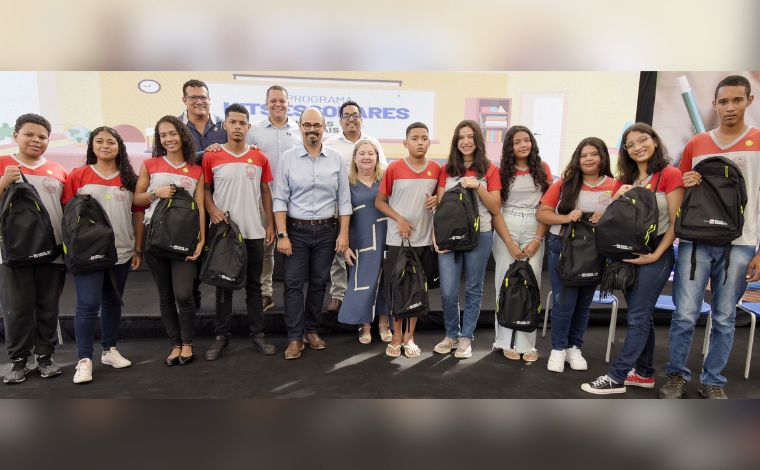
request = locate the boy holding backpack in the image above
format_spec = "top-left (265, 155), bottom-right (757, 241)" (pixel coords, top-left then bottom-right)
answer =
top-left (375, 122), bottom-right (440, 358)
top-left (0, 114), bottom-right (67, 384)
top-left (660, 75), bottom-right (760, 399)
top-left (203, 103), bottom-right (276, 360)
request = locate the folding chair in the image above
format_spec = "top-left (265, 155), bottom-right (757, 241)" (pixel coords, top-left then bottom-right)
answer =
top-left (542, 290), bottom-right (619, 363)
top-left (736, 301), bottom-right (760, 379)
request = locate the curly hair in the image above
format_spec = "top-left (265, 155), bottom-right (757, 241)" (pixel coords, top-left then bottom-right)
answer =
top-left (152, 115), bottom-right (197, 164)
top-left (557, 137), bottom-right (613, 214)
top-left (446, 120), bottom-right (489, 178)
top-left (86, 126), bottom-right (138, 192)
top-left (499, 125), bottom-right (550, 203)
top-left (616, 122), bottom-right (670, 185)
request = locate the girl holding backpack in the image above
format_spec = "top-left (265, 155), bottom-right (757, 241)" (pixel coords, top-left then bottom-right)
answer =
top-left (581, 123), bottom-right (683, 395)
top-left (537, 137), bottom-right (615, 373)
top-left (134, 116), bottom-right (205, 367)
top-left (62, 127), bottom-right (144, 384)
top-left (432, 120), bottom-right (502, 359)
top-left (492, 126), bottom-right (552, 363)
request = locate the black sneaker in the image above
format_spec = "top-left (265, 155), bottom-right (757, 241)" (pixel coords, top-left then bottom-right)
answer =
top-left (205, 335), bottom-right (228, 361)
top-left (36, 355), bottom-right (62, 378)
top-left (658, 373), bottom-right (687, 399)
top-left (698, 383), bottom-right (728, 399)
top-left (3, 358), bottom-right (29, 384)
top-left (580, 375), bottom-right (626, 395)
top-left (252, 333), bottom-right (276, 355)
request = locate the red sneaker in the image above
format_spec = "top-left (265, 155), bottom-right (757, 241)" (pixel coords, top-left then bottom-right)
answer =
top-left (624, 370), bottom-right (655, 388)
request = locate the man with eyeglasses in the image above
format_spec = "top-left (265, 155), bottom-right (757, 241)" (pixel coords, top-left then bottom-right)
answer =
top-left (323, 101), bottom-right (388, 313)
top-left (178, 79), bottom-right (228, 311)
top-left (178, 79), bottom-right (227, 160)
top-left (273, 107), bottom-right (352, 360)
top-left (246, 85), bottom-right (301, 313)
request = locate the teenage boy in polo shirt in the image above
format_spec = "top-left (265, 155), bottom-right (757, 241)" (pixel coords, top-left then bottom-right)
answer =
top-left (375, 122), bottom-right (441, 357)
top-left (202, 103), bottom-right (276, 360)
top-left (660, 75), bottom-right (760, 399)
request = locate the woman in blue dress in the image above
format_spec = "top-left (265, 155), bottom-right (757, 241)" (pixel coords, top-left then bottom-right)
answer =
top-left (338, 140), bottom-right (391, 344)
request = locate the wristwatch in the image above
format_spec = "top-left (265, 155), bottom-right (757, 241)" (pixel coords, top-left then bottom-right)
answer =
top-left (148, 189), bottom-right (157, 201)
top-left (276, 232), bottom-right (288, 239)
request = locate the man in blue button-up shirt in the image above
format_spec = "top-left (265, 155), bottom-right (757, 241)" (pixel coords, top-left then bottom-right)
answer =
top-left (273, 107), bottom-right (352, 359)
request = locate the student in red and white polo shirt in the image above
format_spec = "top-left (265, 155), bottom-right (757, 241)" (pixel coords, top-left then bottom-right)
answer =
top-left (538, 137), bottom-right (617, 374)
top-left (63, 126), bottom-right (146, 384)
top-left (134, 115), bottom-right (206, 368)
top-left (203, 103), bottom-right (276, 360)
top-left (0, 114), bottom-right (67, 384)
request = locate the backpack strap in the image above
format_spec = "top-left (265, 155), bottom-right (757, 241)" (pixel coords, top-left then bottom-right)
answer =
top-left (689, 241), bottom-right (698, 281)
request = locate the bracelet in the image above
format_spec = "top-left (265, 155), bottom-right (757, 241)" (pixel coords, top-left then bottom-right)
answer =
top-left (533, 236), bottom-right (544, 242)
top-left (134, 250), bottom-right (143, 256)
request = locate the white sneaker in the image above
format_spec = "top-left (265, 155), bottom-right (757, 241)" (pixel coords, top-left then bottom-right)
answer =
top-left (101, 347), bottom-right (132, 369)
top-left (454, 338), bottom-right (472, 359)
top-left (565, 346), bottom-right (588, 370)
top-left (547, 349), bottom-right (566, 373)
top-left (73, 359), bottom-right (93, 384)
top-left (433, 336), bottom-right (459, 354)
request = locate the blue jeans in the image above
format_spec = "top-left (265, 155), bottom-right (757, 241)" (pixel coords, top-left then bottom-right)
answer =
top-left (282, 221), bottom-right (338, 341)
top-left (547, 233), bottom-right (596, 350)
top-left (666, 242), bottom-right (755, 385)
top-left (73, 262), bottom-right (131, 360)
top-left (608, 247), bottom-right (674, 383)
top-left (439, 230), bottom-right (493, 340)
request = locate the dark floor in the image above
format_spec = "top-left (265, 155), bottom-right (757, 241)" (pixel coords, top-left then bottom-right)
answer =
top-left (1, 266), bottom-right (757, 398)
top-left (0, 325), bottom-right (757, 399)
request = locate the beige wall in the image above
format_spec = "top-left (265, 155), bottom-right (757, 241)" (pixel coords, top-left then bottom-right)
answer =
top-left (19, 71), bottom-right (639, 167)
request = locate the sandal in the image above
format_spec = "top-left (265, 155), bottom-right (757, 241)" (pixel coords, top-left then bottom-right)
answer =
top-left (504, 349), bottom-right (521, 361)
top-left (402, 341), bottom-right (421, 358)
top-left (358, 325), bottom-right (372, 345)
top-left (522, 349), bottom-right (539, 363)
top-left (378, 317), bottom-right (393, 343)
top-left (385, 343), bottom-right (402, 358)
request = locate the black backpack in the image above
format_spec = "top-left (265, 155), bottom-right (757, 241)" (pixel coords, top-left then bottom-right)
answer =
top-left (62, 194), bottom-right (118, 274)
top-left (496, 260), bottom-right (542, 349)
top-left (146, 185), bottom-right (200, 260)
top-left (596, 172), bottom-right (661, 260)
top-left (433, 183), bottom-right (480, 251)
top-left (0, 172), bottom-right (59, 266)
top-left (558, 214), bottom-right (604, 286)
top-left (675, 156), bottom-right (747, 281)
top-left (388, 239), bottom-right (429, 319)
top-left (200, 214), bottom-right (247, 290)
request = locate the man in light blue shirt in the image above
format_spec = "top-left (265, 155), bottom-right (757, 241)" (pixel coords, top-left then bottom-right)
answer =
top-left (273, 107), bottom-right (352, 360)
top-left (246, 85), bottom-right (301, 312)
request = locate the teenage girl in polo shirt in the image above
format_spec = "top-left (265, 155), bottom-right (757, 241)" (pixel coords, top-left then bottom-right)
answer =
top-left (63, 127), bottom-right (145, 384)
top-left (492, 126), bottom-right (553, 363)
top-left (134, 116), bottom-right (205, 367)
top-left (537, 137), bottom-right (615, 374)
top-left (581, 123), bottom-right (684, 395)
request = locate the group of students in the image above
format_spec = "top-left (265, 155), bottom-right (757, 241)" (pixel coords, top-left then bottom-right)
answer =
top-left (1, 74), bottom-right (758, 399)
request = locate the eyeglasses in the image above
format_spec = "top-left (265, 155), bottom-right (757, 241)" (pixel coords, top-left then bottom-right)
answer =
top-left (623, 135), bottom-right (651, 152)
top-left (301, 123), bottom-right (324, 130)
top-left (185, 95), bottom-right (210, 102)
top-left (341, 113), bottom-right (361, 121)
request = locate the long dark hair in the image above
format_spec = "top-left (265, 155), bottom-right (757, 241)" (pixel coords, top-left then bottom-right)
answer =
top-left (557, 137), bottom-right (613, 214)
top-left (152, 115), bottom-right (197, 164)
top-left (499, 125), bottom-right (550, 202)
top-left (446, 120), bottom-right (489, 178)
top-left (86, 126), bottom-right (138, 192)
top-left (617, 122), bottom-right (670, 185)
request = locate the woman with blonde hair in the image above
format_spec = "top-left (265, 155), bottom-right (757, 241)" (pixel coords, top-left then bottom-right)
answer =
top-left (338, 140), bottom-right (391, 344)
